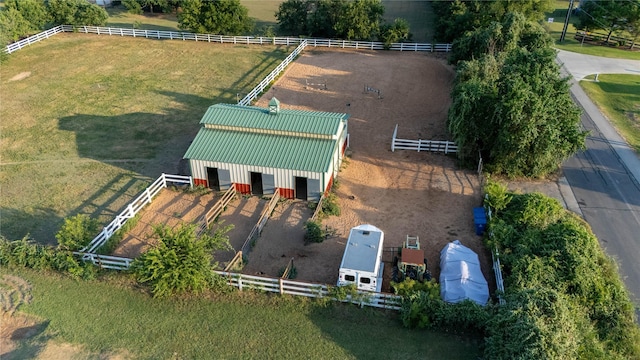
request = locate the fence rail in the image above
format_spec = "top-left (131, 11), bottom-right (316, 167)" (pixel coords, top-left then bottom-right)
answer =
top-left (81, 173), bottom-right (193, 253)
top-left (195, 184), bottom-right (236, 236)
top-left (391, 124), bottom-right (458, 154)
top-left (75, 253), bottom-right (134, 271)
top-left (238, 40), bottom-right (307, 106)
top-left (241, 191), bottom-right (281, 254)
top-left (3, 25), bottom-right (66, 54)
top-left (216, 271), bottom-right (401, 310)
top-left (5, 25), bottom-right (453, 56)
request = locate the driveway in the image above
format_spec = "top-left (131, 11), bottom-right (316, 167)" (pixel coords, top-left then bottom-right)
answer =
top-left (556, 51), bottom-right (640, 319)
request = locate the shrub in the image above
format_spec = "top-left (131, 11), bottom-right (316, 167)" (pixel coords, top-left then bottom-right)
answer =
top-left (130, 223), bottom-right (232, 298)
top-left (321, 192), bottom-right (340, 217)
top-left (304, 220), bottom-right (324, 244)
top-left (0, 236), bottom-right (96, 279)
top-left (55, 214), bottom-right (99, 251)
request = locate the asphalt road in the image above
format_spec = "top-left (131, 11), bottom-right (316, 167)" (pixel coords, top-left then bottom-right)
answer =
top-left (557, 53), bottom-right (640, 318)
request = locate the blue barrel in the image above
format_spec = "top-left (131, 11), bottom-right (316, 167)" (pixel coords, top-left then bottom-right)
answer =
top-left (473, 207), bottom-right (487, 235)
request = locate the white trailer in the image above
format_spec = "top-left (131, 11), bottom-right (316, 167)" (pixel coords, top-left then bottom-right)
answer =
top-left (337, 224), bottom-right (384, 292)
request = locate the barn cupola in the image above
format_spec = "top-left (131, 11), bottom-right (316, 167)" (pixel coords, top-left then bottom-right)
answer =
top-left (268, 97), bottom-right (280, 115)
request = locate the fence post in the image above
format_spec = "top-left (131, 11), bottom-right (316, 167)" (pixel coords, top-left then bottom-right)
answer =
top-left (279, 278), bottom-right (284, 294)
top-left (445, 142), bottom-right (449, 154)
top-left (238, 276), bottom-right (243, 291)
top-left (391, 124), bottom-right (398, 152)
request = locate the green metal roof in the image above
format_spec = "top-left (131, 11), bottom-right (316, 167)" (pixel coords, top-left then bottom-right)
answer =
top-left (184, 128), bottom-right (336, 173)
top-left (200, 103), bottom-right (349, 137)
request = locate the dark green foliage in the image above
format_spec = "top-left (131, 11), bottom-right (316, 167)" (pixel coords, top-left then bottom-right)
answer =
top-left (431, 0), bottom-right (554, 43)
top-left (484, 191), bottom-right (640, 359)
top-left (303, 220), bottom-right (324, 243)
top-left (379, 18), bottom-right (411, 49)
top-left (0, 7), bottom-right (34, 45)
top-left (320, 192), bottom-right (340, 217)
top-left (275, 0), bottom-right (402, 43)
top-left (130, 223), bottom-right (232, 298)
top-left (0, 236), bottom-right (96, 279)
top-left (396, 279), bottom-right (490, 334)
top-left (4, 0), bottom-right (49, 31)
top-left (47, 0), bottom-right (108, 27)
top-left (575, 0), bottom-right (640, 44)
top-left (55, 214), bottom-right (99, 251)
top-left (178, 0), bottom-right (253, 35)
top-left (275, 0), bottom-right (310, 36)
top-left (447, 15), bottom-right (585, 178)
top-left (123, 0), bottom-right (179, 14)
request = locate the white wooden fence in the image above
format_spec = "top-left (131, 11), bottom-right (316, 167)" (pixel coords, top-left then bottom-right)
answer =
top-left (3, 25), bottom-right (66, 54)
top-left (195, 184), bottom-right (237, 236)
top-left (238, 40), bottom-right (307, 106)
top-left (391, 124), bottom-right (458, 154)
top-left (80, 173), bottom-right (193, 254)
top-left (241, 191), bottom-right (281, 254)
top-left (74, 252), bottom-right (134, 271)
top-left (4, 25), bottom-right (453, 55)
top-left (215, 271), bottom-right (402, 310)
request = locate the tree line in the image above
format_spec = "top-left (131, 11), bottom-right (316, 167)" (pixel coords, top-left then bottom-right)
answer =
top-left (575, 0), bottom-right (640, 48)
top-left (0, 0), bottom-right (108, 48)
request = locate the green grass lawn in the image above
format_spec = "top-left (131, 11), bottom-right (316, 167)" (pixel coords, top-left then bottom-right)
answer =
top-left (580, 75), bottom-right (640, 154)
top-left (545, 0), bottom-right (640, 60)
top-left (3, 268), bottom-right (482, 359)
top-left (0, 34), bottom-right (288, 243)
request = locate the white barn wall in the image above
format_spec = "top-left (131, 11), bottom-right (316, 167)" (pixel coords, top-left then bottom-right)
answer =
top-left (189, 159), bottom-right (328, 199)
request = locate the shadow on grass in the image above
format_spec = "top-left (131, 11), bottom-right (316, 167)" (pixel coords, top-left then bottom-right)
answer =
top-left (2, 319), bottom-right (52, 360)
top-left (0, 208), bottom-right (61, 245)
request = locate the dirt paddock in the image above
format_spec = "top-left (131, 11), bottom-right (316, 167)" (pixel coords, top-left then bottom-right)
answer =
top-left (113, 49), bottom-right (491, 291)
top-left (251, 49), bottom-right (487, 289)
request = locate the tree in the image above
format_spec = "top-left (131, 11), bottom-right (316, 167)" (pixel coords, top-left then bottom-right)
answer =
top-left (447, 15), bottom-right (586, 178)
top-left (178, 0), bottom-right (253, 35)
top-left (4, 0), bottom-right (49, 31)
top-left (575, 0), bottom-right (640, 44)
top-left (47, 0), bottom-right (108, 27)
top-left (275, 0), bottom-right (310, 36)
top-left (379, 18), bottom-right (411, 49)
top-left (336, 0), bottom-right (384, 40)
top-left (432, 0), bottom-right (553, 43)
top-left (0, 7), bottom-right (34, 43)
top-left (131, 223), bottom-right (232, 298)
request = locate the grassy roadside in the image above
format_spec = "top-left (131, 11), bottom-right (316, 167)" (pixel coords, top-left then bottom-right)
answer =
top-left (2, 268), bottom-right (482, 359)
top-left (0, 34), bottom-right (288, 243)
top-left (545, 0), bottom-right (640, 60)
top-left (580, 75), bottom-right (640, 154)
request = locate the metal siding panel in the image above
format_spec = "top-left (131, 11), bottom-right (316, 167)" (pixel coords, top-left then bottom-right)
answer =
top-left (308, 178), bottom-right (321, 201)
top-left (218, 169), bottom-right (231, 190)
top-left (263, 173), bottom-right (275, 195)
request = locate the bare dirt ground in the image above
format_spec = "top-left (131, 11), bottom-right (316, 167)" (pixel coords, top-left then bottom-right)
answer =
top-left (250, 49), bottom-right (489, 289)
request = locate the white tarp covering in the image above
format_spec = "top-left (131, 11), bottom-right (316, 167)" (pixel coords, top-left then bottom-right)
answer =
top-left (439, 240), bottom-right (489, 306)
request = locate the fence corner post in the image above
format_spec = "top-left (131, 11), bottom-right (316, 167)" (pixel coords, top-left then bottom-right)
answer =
top-left (279, 278), bottom-right (284, 295)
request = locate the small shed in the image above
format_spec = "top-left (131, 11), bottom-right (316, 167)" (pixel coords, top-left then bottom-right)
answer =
top-left (184, 98), bottom-right (349, 200)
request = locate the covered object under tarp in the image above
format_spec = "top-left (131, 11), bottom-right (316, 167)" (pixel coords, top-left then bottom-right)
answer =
top-left (439, 240), bottom-right (489, 306)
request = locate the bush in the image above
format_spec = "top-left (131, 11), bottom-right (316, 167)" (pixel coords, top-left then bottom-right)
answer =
top-left (321, 192), bottom-right (340, 217)
top-left (122, 0), bottom-right (143, 15)
top-left (304, 220), bottom-right (324, 244)
top-left (55, 214), bottom-right (99, 251)
top-left (0, 236), bottom-right (96, 279)
top-left (131, 223), bottom-right (232, 298)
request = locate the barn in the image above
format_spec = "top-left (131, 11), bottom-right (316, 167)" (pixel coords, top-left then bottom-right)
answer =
top-left (184, 98), bottom-right (349, 200)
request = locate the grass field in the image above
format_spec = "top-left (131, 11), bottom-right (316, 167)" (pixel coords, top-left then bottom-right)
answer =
top-left (3, 268), bottom-right (482, 359)
top-left (545, 1), bottom-right (640, 60)
top-left (0, 34), bottom-right (288, 243)
top-left (580, 75), bottom-right (640, 153)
